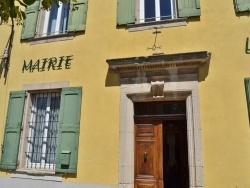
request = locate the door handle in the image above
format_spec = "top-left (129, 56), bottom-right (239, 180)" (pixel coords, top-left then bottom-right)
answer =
top-left (144, 152), bottom-right (148, 163)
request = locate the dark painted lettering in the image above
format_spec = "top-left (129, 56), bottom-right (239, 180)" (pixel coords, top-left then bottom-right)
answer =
top-left (41, 58), bottom-right (48, 72)
top-left (22, 55), bottom-right (73, 73)
top-left (65, 55), bottom-right (73, 69)
top-left (57, 56), bottom-right (64, 70)
top-left (22, 60), bottom-right (32, 73)
top-left (48, 57), bottom-right (57, 71)
top-left (32, 60), bottom-right (40, 72)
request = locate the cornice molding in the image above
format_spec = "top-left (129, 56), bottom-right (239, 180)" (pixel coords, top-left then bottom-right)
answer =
top-left (106, 51), bottom-right (211, 84)
top-left (107, 51), bottom-right (211, 72)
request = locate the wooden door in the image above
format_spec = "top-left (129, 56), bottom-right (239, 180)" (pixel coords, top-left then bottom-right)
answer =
top-left (134, 123), bottom-right (163, 188)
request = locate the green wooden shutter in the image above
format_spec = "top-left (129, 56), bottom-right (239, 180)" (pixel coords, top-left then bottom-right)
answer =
top-left (245, 78), bottom-right (250, 122)
top-left (117, 0), bottom-right (136, 25)
top-left (177, 0), bottom-right (201, 17)
top-left (67, 0), bottom-right (88, 32)
top-left (55, 87), bottom-right (82, 173)
top-left (0, 91), bottom-right (26, 170)
top-left (21, 0), bottom-right (40, 39)
top-left (235, 0), bottom-right (250, 12)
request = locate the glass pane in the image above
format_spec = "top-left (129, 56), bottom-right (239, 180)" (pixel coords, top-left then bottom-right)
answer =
top-left (145, 0), bottom-right (156, 22)
top-left (60, 2), bottom-right (70, 33)
top-left (160, 0), bottom-right (172, 20)
top-left (31, 96), bottom-right (47, 163)
top-left (27, 92), bottom-right (60, 169)
top-left (45, 95), bottom-right (60, 165)
top-left (47, 3), bottom-right (59, 35)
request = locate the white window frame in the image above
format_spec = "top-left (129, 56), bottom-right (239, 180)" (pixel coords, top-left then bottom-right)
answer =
top-left (139, 0), bottom-right (177, 23)
top-left (38, 1), bottom-right (70, 37)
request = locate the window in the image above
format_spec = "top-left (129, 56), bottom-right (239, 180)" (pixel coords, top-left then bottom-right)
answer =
top-left (0, 87), bottom-right (82, 174)
top-left (40, 2), bottom-right (70, 37)
top-left (139, 0), bottom-right (177, 22)
top-left (21, 0), bottom-right (88, 40)
top-left (26, 92), bottom-right (60, 170)
top-left (117, 0), bottom-right (201, 26)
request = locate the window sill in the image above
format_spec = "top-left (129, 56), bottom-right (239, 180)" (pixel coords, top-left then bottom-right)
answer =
top-left (29, 33), bottom-right (75, 45)
top-left (127, 18), bottom-right (187, 32)
top-left (11, 169), bottom-right (62, 182)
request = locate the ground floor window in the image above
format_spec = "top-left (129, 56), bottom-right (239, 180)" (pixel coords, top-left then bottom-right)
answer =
top-left (26, 92), bottom-right (60, 170)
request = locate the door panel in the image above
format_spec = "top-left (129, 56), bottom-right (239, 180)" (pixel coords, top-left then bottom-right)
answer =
top-left (135, 124), bottom-right (163, 188)
top-left (135, 179), bottom-right (157, 188)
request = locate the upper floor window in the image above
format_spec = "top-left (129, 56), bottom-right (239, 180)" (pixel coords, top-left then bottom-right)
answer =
top-left (139, 0), bottom-right (177, 22)
top-left (40, 2), bottom-right (70, 37)
top-left (21, 0), bottom-right (88, 40)
top-left (117, 0), bottom-right (201, 26)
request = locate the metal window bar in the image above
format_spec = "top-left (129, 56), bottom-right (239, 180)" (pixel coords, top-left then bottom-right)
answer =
top-left (26, 91), bottom-right (60, 170)
top-left (141, 14), bottom-right (178, 22)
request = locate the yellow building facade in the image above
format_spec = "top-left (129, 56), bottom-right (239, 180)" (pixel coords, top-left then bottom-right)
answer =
top-left (0, 0), bottom-right (250, 187)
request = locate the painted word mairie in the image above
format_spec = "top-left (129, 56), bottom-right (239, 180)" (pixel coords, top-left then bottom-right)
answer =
top-left (22, 55), bottom-right (73, 73)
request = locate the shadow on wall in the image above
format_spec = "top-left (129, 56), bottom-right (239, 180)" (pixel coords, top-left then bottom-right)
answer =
top-left (199, 60), bottom-right (210, 82)
top-left (235, 10), bottom-right (250, 17)
top-left (105, 68), bottom-right (119, 87)
top-left (62, 173), bottom-right (77, 179)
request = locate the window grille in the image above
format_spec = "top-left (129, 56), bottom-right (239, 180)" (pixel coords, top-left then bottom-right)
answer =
top-left (26, 91), bottom-right (61, 170)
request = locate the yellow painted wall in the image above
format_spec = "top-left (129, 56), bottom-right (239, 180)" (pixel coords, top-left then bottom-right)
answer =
top-left (1, 0), bottom-right (250, 187)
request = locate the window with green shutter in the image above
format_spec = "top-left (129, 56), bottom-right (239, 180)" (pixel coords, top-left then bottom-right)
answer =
top-left (117, 0), bottom-right (201, 26)
top-left (21, 0), bottom-right (88, 40)
top-left (0, 87), bottom-right (82, 174)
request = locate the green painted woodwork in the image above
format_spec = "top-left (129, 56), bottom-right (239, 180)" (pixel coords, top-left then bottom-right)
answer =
top-left (55, 87), bottom-right (82, 173)
top-left (234, 0), bottom-right (250, 12)
top-left (117, 0), bottom-right (136, 25)
top-left (0, 91), bottom-right (26, 170)
top-left (21, 0), bottom-right (40, 39)
top-left (245, 78), bottom-right (250, 122)
top-left (177, 0), bottom-right (201, 17)
top-left (68, 0), bottom-right (88, 32)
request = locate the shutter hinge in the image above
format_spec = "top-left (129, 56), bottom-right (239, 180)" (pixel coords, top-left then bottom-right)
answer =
top-left (17, 160), bottom-right (20, 167)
